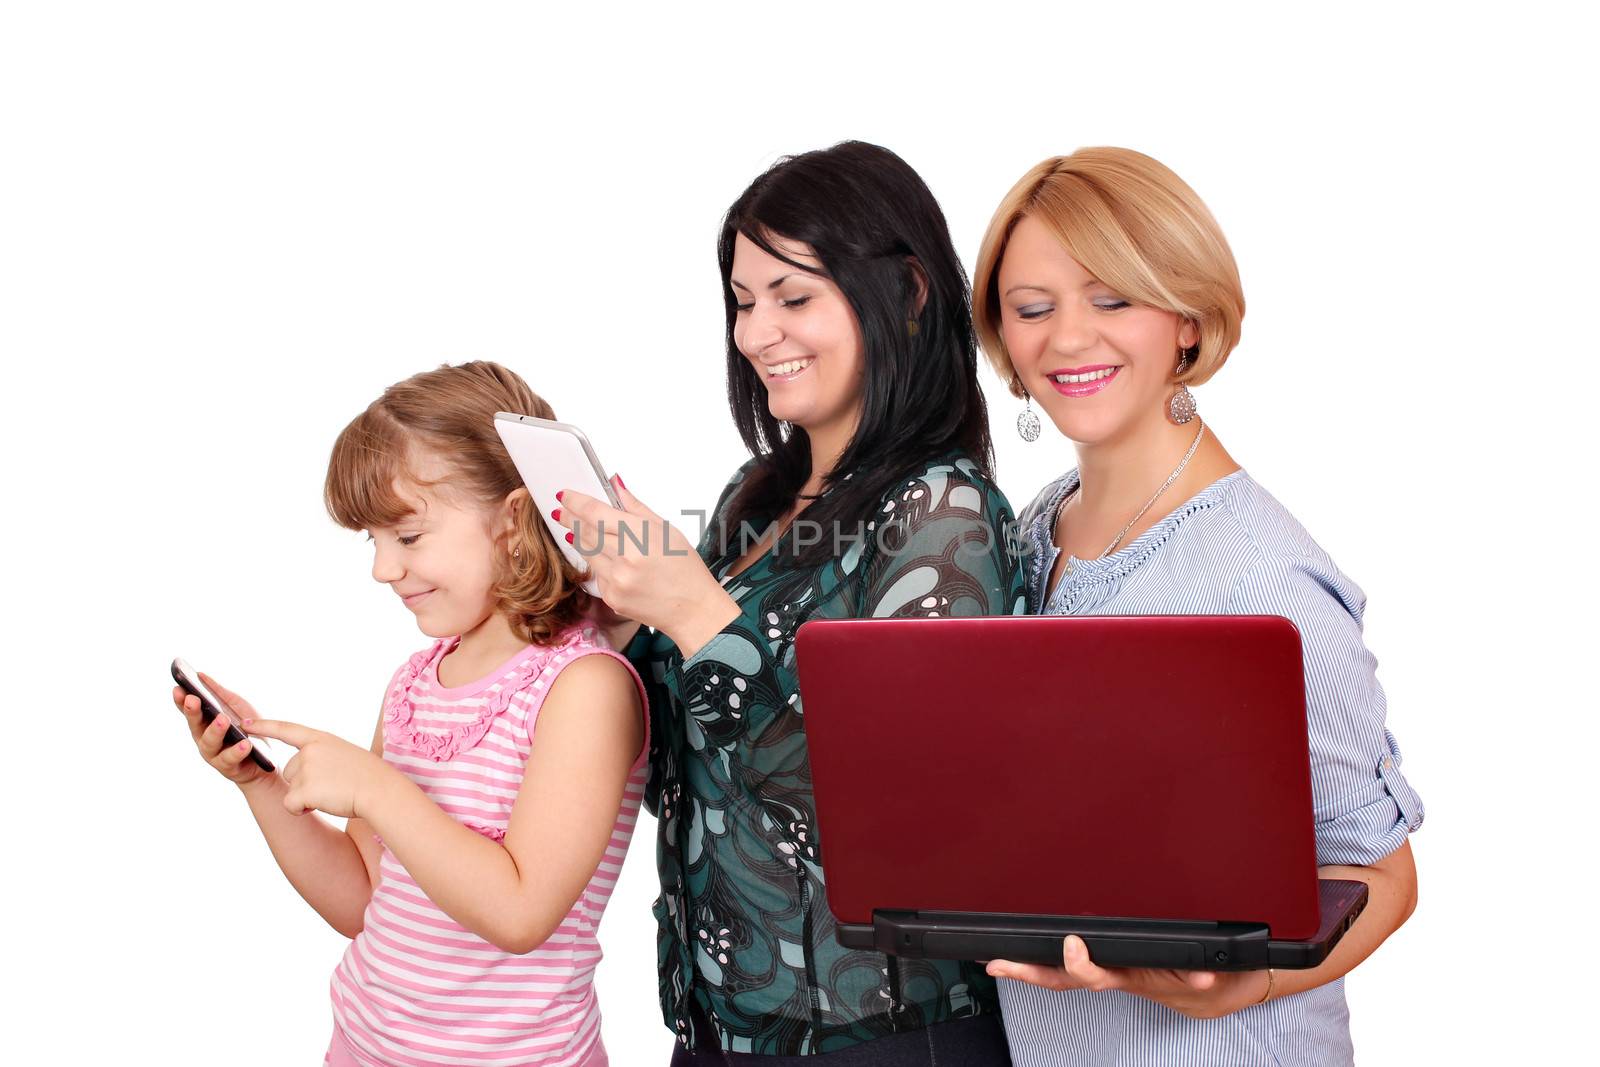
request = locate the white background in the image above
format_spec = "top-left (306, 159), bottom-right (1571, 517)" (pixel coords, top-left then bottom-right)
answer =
top-left (2, 2), bottom-right (1593, 1063)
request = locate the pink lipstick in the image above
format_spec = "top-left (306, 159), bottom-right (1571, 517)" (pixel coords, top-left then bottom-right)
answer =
top-left (1045, 364), bottom-right (1120, 398)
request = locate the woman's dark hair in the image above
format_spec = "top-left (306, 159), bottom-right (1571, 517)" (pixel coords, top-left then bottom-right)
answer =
top-left (715, 140), bottom-right (993, 567)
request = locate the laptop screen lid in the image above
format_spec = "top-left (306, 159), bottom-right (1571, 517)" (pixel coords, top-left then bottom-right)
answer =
top-left (793, 615), bottom-right (1322, 941)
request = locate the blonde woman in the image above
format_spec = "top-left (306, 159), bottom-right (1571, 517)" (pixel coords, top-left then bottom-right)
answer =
top-left (973, 149), bottom-right (1422, 1065)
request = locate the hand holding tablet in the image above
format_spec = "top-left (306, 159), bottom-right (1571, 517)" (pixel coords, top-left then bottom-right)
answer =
top-left (550, 477), bottom-right (741, 658)
top-left (493, 414), bottom-right (621, 595)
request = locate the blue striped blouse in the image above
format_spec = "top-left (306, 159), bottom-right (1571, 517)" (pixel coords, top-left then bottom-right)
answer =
top-left (998, 467), bottom-right (1423, 1067)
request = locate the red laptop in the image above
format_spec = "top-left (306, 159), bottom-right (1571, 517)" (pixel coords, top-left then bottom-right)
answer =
top-left (792, 615), bottom-right (1366, 970)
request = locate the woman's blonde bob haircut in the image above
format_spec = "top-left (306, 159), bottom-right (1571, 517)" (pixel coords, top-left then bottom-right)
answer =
top-left (973, 147), bottom-right (1245, 397)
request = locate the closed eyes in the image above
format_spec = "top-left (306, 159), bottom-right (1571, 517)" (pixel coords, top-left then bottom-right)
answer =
top-left (734, 294), bottom-right (813, 313)
top-left (1015, 298), bottom-right (1130, 320)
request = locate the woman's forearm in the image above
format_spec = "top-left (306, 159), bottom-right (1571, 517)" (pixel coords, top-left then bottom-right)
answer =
top-left (237, 774), bottom-right (375, 937)
top-left (1273, 841), bottom-right (1418, 1000)
top-left (661, 594), bottom-right (741, 662)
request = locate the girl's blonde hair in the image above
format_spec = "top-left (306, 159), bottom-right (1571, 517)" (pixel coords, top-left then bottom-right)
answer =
top-left (973, 147), bottom-right (1245, 396)
top-left (324, 361), bottom-right (589, 646)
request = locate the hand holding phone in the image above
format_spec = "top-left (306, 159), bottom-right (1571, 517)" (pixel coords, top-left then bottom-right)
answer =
top-left (171, 658), bottom-right (277, 777)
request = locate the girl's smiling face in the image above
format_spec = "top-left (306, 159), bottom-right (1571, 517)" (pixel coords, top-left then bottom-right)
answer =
top-left (729, 231), bottom-right (867, 440)
top-left (367, 451), bottom-right (513, 640)
top-left (997, 214), bottom-right (1197, 447)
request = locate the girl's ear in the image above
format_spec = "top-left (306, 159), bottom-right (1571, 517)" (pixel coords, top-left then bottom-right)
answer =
top-left (498, 487), bottom-right (531, 541)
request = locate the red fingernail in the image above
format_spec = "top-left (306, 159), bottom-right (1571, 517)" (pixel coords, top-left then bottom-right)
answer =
top-left (565, 532), bottom-right (574, 544)
top-left (614, 474), bottom-right (626, 490)
top-left (555, 491), bottom-right (564, 503)
top-left (551, 509), bottom-right (561, 521)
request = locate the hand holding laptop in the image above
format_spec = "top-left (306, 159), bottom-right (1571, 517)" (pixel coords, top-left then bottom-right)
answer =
top-left (987, 934), bottom-right (1273, 1020)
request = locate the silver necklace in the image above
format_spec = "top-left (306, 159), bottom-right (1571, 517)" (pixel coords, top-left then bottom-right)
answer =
top-left (1059, 421), bottom-right (1208, 565)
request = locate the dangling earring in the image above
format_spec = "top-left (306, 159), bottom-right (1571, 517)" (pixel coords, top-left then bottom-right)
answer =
top-left (512, 545), bottom-right (522, 560)
top-left (1014, 375), bottom-right (1041, 442)
top-left (1168, 385), bottom-right (1197, 424)
top-left (1168, 349), bottom-right (1198, 424)
top-left (906, 318), bottom-right (920, 338)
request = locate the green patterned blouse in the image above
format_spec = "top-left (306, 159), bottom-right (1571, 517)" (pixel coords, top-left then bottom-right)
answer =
top-left (628, 452), bottom-right (1026, 1055)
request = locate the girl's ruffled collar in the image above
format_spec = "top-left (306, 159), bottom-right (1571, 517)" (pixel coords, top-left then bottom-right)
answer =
top-left (382, 626), bottom-right (597, 762)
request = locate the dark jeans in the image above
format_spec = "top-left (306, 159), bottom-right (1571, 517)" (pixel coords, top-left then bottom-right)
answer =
top-left (666, 1014), bottom-right (1013, 1067)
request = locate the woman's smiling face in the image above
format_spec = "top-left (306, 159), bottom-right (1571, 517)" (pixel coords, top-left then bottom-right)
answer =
top-left (729, 231), bottom-right (866, 440)
top-left (997, 214), bottom-right (1197, 446)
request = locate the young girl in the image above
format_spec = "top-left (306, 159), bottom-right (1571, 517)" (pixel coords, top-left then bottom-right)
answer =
top-left (170, 361), bottom-right (647, 1067)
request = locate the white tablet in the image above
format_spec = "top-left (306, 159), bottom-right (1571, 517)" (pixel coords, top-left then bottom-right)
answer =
top-left (493, 413), bottom-right (621, 595)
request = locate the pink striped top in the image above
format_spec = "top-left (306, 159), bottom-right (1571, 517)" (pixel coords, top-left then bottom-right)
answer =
top-left (329, 625), bottom-right (648, 1067)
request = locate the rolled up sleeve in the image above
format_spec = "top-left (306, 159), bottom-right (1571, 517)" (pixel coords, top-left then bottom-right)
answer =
top-left (1228, 554), bottom-right (1423, 867)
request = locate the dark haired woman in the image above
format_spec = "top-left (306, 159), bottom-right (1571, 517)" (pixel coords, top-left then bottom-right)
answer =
top-left (556, 141), bottom-right (1023, 1063)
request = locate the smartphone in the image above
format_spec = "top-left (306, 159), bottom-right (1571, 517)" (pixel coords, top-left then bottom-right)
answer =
top-left (492, 413), bottom-right (623, 595)
top-left (171, 658), bottom-right (276, 773)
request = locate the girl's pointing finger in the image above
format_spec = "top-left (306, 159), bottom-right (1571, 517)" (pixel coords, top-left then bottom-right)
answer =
top-left (242, 719), bottom-right (315, 748)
